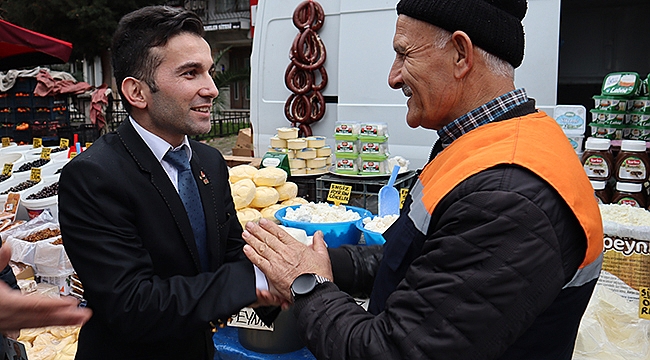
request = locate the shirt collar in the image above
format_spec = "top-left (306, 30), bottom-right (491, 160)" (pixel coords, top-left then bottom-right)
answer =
top-left (129, 117), bottom-right (192, 162)
top-left (437, 88), bottom-right (529, 147)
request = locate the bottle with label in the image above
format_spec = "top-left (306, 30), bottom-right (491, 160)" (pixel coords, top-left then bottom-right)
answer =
top-left (614, 139), bottom-right (650, 183)
top-left (611, 181), bottom-right (646, 208)
top-left (581, 137), bottom-right (613, 181)
top-left (590, 180), bottom-right (610, 204)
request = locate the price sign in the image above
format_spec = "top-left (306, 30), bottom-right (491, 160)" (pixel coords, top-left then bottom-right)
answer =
top-left (327, 183), bottom-right (352, 206)
top-left (32, 138), bottom-right (42, 148)
top-left (1, 137), bottom-right (9, 148)
top-left (2, 163), bottom-right (12, 176)
top-left (400, 188), bottom-right (409, 209)
top-left (60, 138), bottom-right (69, 149)
top-left (85, 142), bottom-right (93, 148)
top-left (40, 147), bottom-right (52, 160)
top-left (640, 287), bottom-right (650, 319)
top-left (30, 167), bottom-right (41, 183)
top-left (69, 151), bottom-right (77, 159)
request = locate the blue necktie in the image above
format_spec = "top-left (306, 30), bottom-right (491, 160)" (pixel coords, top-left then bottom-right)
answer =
top-left (164, 148), bottom-right (209, 271)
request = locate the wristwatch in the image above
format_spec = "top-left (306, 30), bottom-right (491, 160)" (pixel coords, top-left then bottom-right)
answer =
top-left (291, 273), bottom-right (331, 300)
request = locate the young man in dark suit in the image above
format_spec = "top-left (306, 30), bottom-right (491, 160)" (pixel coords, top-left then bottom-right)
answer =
top-left (59, 6), bottom-right (279, 360)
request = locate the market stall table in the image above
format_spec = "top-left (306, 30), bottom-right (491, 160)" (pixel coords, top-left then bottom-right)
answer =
top-left (213, 326), bottom-right (315, 360)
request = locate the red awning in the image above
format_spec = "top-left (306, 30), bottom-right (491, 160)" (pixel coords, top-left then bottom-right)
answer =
top-left (0, 19), bottom-right (73, 71)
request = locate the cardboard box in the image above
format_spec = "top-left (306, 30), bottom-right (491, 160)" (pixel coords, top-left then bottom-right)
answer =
top-left (224, 155), bottom-right (262, 168)
top-left (235, 128), bottom-right (253, 149)
top-left (232, 147), bottom-right (254, 157)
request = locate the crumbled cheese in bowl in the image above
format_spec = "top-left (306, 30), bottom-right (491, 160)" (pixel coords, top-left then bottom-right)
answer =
top-left (284, 202), bottom-right (361, 223)
top-left (363, 214), bottom-right (399, 234)
top-left (599, 204), bottom-right (650, 226)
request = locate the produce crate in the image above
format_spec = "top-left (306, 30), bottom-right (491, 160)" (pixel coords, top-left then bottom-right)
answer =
top-left (10, 77), bottom-right (37, 93)
top-left (0, 108), bottom-right (13, 123)
top-left (13, 92), bottom-right (32, 107)
top-left (0, 92), bottom-right (12, 108)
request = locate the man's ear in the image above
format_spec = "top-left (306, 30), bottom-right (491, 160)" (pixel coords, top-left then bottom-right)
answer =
top-left (450, 31), bottom-right (473, 79)
top-left (121, 77), bottom-right (148, 110)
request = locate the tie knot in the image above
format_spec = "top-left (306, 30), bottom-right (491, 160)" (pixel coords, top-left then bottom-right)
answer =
top-left (164, 149), bottom-right (191, 171)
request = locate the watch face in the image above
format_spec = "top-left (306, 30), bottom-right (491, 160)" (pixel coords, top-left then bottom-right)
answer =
top-left (292, 273), bottom-right (317, 296)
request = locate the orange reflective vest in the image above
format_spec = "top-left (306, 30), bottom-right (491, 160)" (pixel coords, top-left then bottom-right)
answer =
top-left (418, 112), bottom-right (603, 268)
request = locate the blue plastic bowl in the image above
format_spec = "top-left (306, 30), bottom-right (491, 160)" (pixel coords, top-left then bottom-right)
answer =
top-left (355, 218), bottom-right (387, 245)
top-left (275, 205), bottom-right (372, 248)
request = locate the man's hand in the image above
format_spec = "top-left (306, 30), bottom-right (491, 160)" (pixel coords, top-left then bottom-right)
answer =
top-left (242, 218), bottom-right (333, 301)
top-left (0, 244), bottom-right (92, 333)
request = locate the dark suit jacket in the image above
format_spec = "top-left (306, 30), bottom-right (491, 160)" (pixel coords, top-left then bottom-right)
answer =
top-left (59, 120), bottom-right (257, 360)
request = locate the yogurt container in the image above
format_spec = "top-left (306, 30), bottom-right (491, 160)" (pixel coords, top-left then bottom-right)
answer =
top-left (554, 105), bottom-right (586, 134)
top-left (593, 95), bottom-right (627, 112)
top-left (590, 109), bottom-right (626, 125)
top-left (625, 126), bottom-right (650, 141)
top-left (626, 111), bottom-right (650, 126)
top-left (627, 97), bottom-right (650, 112)
top-left (590, 123), bottom-right (627, 140)
top-left (601, 72), bottom-right (641, 98)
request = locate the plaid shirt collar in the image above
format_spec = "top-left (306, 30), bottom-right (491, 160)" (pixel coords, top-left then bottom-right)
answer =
top-left (437, 88), bottom-right (529, 147)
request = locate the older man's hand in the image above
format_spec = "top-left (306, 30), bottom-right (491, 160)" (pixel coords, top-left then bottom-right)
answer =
top-left (242, 218), bottom-right (333, 301)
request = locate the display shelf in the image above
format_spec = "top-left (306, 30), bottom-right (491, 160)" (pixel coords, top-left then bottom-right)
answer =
top-left (315, 170), bottom-right (417, 214)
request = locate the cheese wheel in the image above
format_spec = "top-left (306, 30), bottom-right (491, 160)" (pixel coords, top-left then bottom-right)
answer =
top-left (277, 127), bottom-right (299, 139)
top-left (281, 197), bottom-right (309, 206)
top-left (253, 167), bottom-right (288, 186)
top-left (275, 181), bottom-right (298, 201)
top-left (250, 186), bottom-right (280, 208)
top-left (231, 179), bottom-right (256, 210)
top-left (287, 138), bottom-right (307, 150)
top-left (296, 147), bottom-right (317, 159)
top-left (260, 204), bottom-right (287, 223)
top-left (229, 164), bottom-right (258, 183)
top-left (269, 136), bottom-right (287, 148)
top-left (289, 158), bottom-right (306, 168)
top-left (237, 208), bottom-right (262, 227)
top-left (306, 136), bottom-right (326, 148)
top-left (290, 168), bottom-right (306, 175)
top-left (306, 157), bottom-right (327, 168)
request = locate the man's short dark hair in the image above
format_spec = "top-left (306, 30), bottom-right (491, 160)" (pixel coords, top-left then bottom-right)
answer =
top-left (111, 6), bottom-right (204, 113)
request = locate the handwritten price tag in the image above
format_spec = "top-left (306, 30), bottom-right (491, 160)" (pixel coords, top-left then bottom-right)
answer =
top-left (32, 138), bottom-right (42, 148)
top-left (327, 183), bottom-right (352, 206)
top-left (640, 287), bottom-right (650, 319)
top-left (1, 137), bottom-right (9, 148)
top-left (69, 151), bottom-right (77, 159)
top-left (60, 138), bottom-right (69, 149)
top-left (30, 168), bottom-right (41, 183)
top-left (2, 163), bottom-right (12, 176)
top-left (40, 147), bottom-right (52, 160)
top-left (400, 188), bottom-right (409, 209)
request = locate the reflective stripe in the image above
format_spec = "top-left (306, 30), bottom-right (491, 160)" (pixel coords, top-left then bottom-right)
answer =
top-left (563, 253), bottom-right (603, 289)
top-left (406, 179), bottom-right (431, 235)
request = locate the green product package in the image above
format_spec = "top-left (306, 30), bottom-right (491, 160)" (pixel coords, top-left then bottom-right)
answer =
top-left (260, 151), bottom-right (291, 176)
top-left (601, 72), bottom-right (641, 97)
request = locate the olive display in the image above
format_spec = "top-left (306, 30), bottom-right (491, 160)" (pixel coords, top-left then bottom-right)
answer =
top-left (0, 174), bottom-right (10, 183)
top-left (51, 147), bottom-right (67, 153)
top-left (26, 182), bottom-right (59, 200)
top-left (1, 180), bottom-right (39, 194)
top-left (15, 158), bottom-right (50, 172)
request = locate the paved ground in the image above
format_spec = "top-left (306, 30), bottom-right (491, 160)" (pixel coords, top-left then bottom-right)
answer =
top-left (204, 135), bottom-right (237, 155)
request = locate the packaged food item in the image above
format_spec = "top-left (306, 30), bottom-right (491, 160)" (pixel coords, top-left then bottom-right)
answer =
top-left (359, 140), bottom-right (389, 156)
top-left (593, 95), bottom-right (628, 111)
top-left (359, 122), bottom-right (388, 137)
top-left (625, 126), bottom-right (650, 141)
top-left (290, 168), bottom-right (306, 175)
top-left (611, 182), bottom-right (646, 208)
top-left (306, 136), bottom-right (326, 148)
top-left (601, 72), bottom-right (641, 97)
top-left (358, 155), bottom-right (388, 175)
top-left (590, 180), bottom-right (610, 204)
top-left (554, 105), bottom-right (586, 134)
top-left (269, 136), bottom-right (287, 148)
top-left (334, 121), bottom-right (359, 136)
top-left (614, 139), bottom-right (649, 183)
top-left (306, 167), bottom-right (327, 175)
top-left (286, 138), bottom-right (307, 150)
top-left (334, 156), bottom-right (358, 175)
top-left (316, 145), bottom-right (331, 157)
top-left (335, 137), bottom-right (358, 155)
top-left (627, 97), bottom-right (650, 112)
top-left (306, 157), bottom-right (327, 168)
top-left (590, 109), bottom-right (626, 125)
top-left (295, 147), bottom-right (317, 160)
top-left (589, 123), bottom-right (627, 140)
top-left (581, 137), bottom-right (613, 181)
top-left (289, 158), bottom-right (306, 169)
top-left (626, 112), bottom-right (650, 127)
top-left (276, 127), bottom-right (299, 139)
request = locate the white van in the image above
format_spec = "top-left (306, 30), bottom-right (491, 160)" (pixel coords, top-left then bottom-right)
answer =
top-left (250, 0), bottom-right (561, 169)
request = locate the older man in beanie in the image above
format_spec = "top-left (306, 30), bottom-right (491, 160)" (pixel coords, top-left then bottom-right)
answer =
top-left (241, 0), bottom-right (604, 359)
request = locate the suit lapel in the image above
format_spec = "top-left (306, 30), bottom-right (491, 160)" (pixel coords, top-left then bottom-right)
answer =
top-left (116, 121), bottom-right (204, 272)
top-left (189, 146), bottom-right (219, 271)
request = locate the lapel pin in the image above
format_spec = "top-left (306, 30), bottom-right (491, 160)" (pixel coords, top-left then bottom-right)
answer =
top-left (199, 171), bottom-right (209, 185)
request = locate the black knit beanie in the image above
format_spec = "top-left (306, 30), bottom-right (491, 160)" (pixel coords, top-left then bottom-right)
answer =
top-left (396, 0), bottom-right (527, 68)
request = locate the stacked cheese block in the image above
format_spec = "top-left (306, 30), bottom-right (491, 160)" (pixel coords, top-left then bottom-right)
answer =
top-left (269, 127), bottom-right (332, 175)
top-left (334, 121), bottom-right (390, 175)
top-left (229, 164), bottom-right (307, 227)
top-left (18, 325), bottom-right (81, 360)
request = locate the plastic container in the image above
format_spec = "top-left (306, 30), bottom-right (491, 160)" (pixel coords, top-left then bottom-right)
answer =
top-left (627, 97), bottom-right (650, 112)
top-left (334, 121), bottom-right (359, 136)
top-left (589, 123), bottom-right (626, 140)
top-left (592, 95), bottom-right (628, 111)
top-left (611, 182), bottom-right (646, 208)
top-left (355, 218), bottom-right (386, 245)
top-left (274, 205), bottom-right (371, 248)
top-left (581, 137), bottom-right (613, 181)
top-left (238, 309), bottom-right (303, 354)
top-left (554, 105), bottom-right (586, 134)
top-left (614, 139), bottom-right (649, 183)
top-left (20, 176), bottom-right (60, 220)
top-left (601, 72), bottom-right (641, 97)
top-left (590, 109), bottom-right (626, 125)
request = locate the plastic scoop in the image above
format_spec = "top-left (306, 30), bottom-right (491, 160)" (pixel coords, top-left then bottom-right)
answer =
top-left (378, 165), bottom-right (400, 217)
